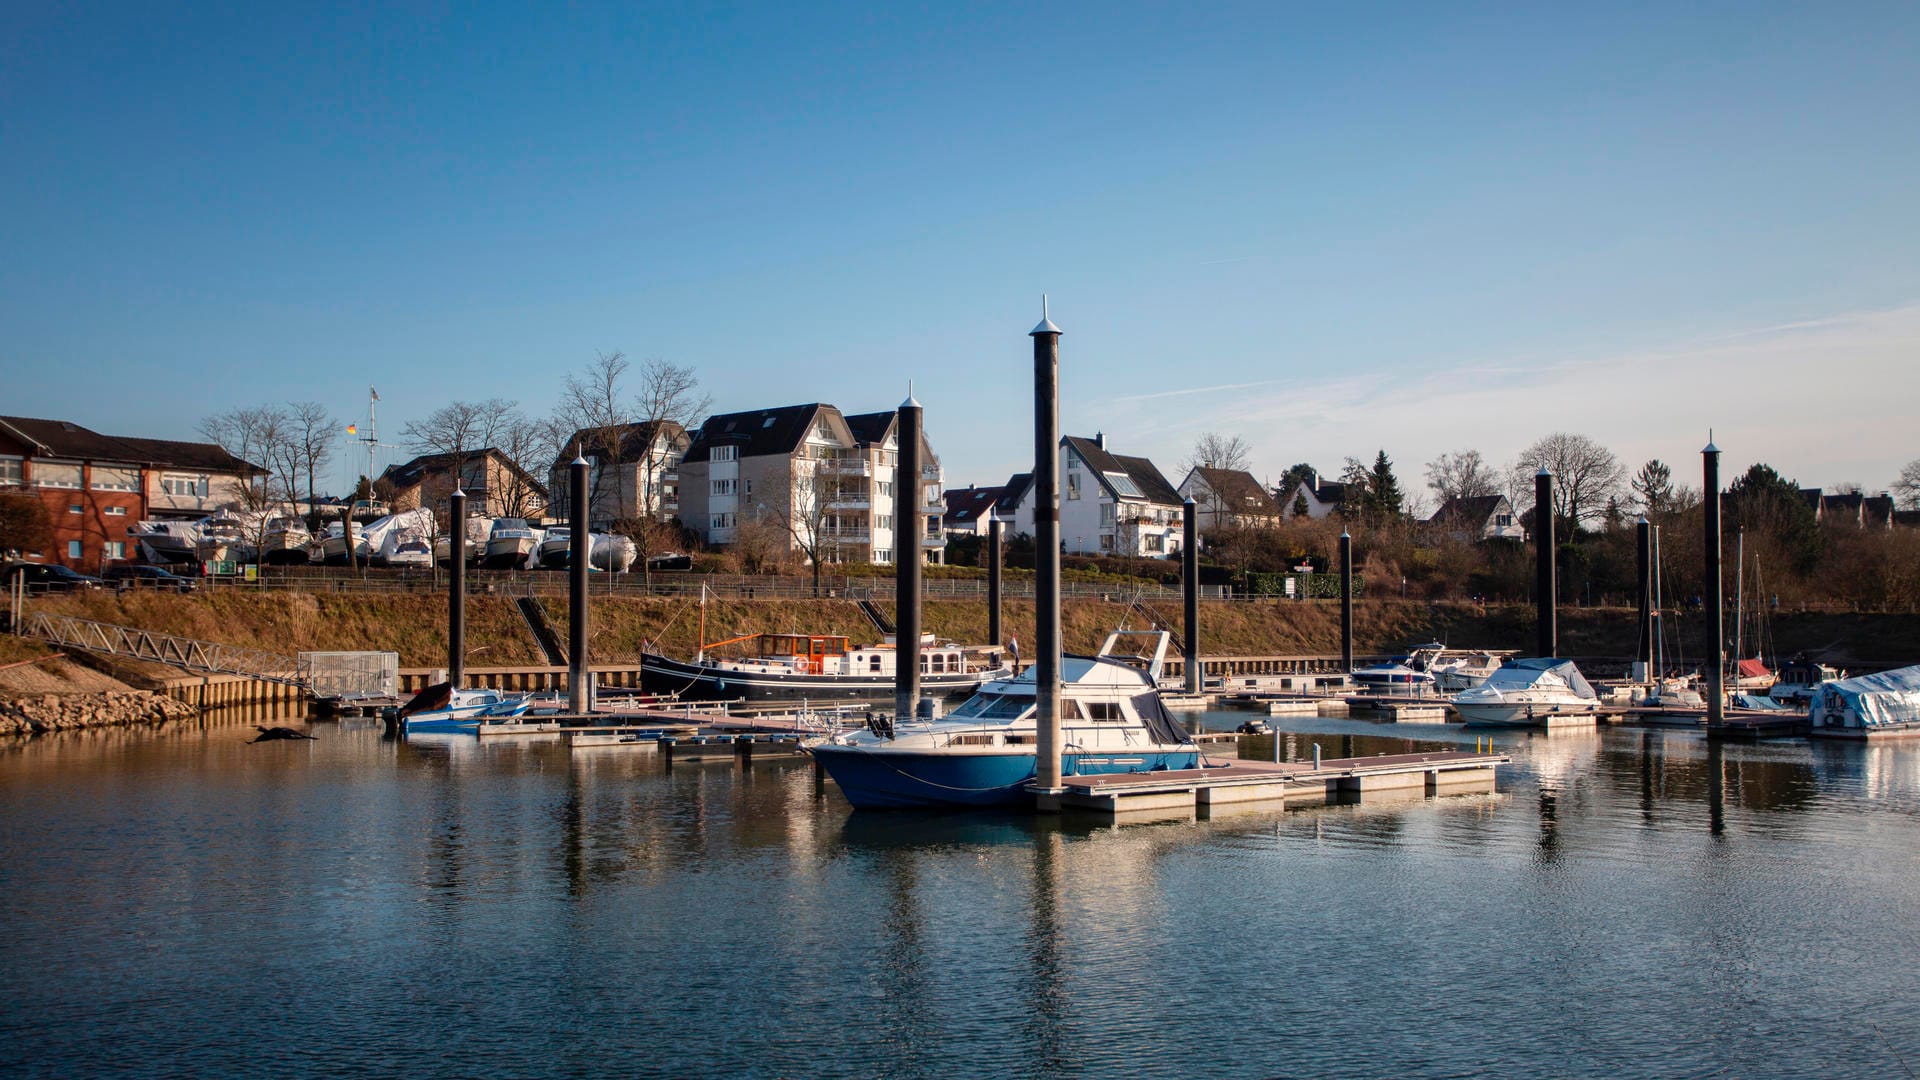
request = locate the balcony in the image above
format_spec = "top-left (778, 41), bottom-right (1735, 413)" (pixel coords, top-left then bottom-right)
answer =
top-left (818, 458), bottom-right (872, 477)
top-left (821, 527), bottom-right (870, 544)
top-left (827, 494), bottom-right (872, 510)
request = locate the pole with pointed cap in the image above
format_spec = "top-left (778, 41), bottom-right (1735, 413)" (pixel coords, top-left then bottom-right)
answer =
top-left (1183, 497), bottom-right (1200, 694)
top-left (1535, 467), bottom-right (1556, 658)
top-left (895, 389), bottom-right (924, 723)
top-left (1703, 434), bottom-right (1724, 731)
top-left (1339, 530), bottom-right (1353, 673)
top-left (448, 488), bottom-right (466, 689)
top-left (568, 446), bottom-right (592, 714)
top-left (986, 515), bottom-right (1003, 647)
top-left (1031, 298), bottom-right (1063, 798)
top-left (1635, 517), bottom-right (1653, 681)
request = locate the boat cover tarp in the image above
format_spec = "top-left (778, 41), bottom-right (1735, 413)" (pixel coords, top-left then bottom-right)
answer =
top-left (1737, 659), bottom-right (1772, 679)
top-left (1130, 692), bottom-right (1194, 746)
top-left (1816, 665), bottom-right (1920, 729)
top-left (1480, 657), bottom-right (1597, 699)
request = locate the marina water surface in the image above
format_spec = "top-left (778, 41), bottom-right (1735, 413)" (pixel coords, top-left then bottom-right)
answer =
top-left (3, 712), bottom-right (1918, 1078)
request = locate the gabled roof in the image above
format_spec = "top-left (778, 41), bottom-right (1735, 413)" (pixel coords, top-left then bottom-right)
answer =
top-left (1061, 436), bottom-right (1181, 506)
top-left (1800, 488), bottom-right (1823, 511)
top-left (379, 448), bottom-right (549, 498)
top-left (943, 485), bottom-right (1004, 526)
top-left (1865, 494), bottom-right (1895, 526)
top-left (0, 416), bottom-right (260, 473)
top-left (997, 473), bottom-right (1032, 514)
top-left (841, 411), bottom-right (895, 448)
top-left (1428, 494), bottom-right (1509, 526)
top-left (682, 403), bottom-right (839, 463)
top-left (554, 420), bottom-right (686, 468)
top-left (1281, 477), bottom-right (1351, 506)
top-left (1186, 467), bottom-right (1279, 516)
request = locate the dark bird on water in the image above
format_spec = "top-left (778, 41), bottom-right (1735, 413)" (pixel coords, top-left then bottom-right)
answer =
top-left (251, 726), bottom-right (316, 743)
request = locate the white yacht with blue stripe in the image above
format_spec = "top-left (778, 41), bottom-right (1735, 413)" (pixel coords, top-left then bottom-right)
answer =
top-left (807, 630), bottom-right (1202, 809)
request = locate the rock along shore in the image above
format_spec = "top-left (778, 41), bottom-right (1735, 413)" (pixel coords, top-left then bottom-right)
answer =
top-left (0, 692), bottom-right (199, 737)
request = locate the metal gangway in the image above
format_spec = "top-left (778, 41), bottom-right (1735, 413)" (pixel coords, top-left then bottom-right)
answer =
top-left (24, 612), bottom-right (307, 687)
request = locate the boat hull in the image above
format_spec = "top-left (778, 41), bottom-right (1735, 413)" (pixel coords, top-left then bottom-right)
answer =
top-left (1455, 700), bottom-right (1602, 727)
top-left (809, 744), bottom-right (1202, 808)
top-left (482, 539), bottom-right (535, 569)
top-left (641, 652), bottom-right (1005, 703)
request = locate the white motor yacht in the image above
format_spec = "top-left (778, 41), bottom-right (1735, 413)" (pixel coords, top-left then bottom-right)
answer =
top-left (1453, 658), bottom-right (1601, 727)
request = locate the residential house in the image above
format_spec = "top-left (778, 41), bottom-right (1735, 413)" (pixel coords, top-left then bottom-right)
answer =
top-left (547, 420), bottom-right (688, 526)
top-left (678, 403), bottom-right (944, 565)
top-left (1275, 475), bottom-right (1352, 520)
top-left (1426, 494), bottom-right (1525, 542)
top-left (1177, 467), bottom-right (1280, 531)
top-left (379, 448), bottom-right (548, 521)
top-left (0, 415), bottom-right (259, 572)
top-left (1000, 434), bottom-right (1185, 556)
top-left (941, 484), bottom-right (1006, 538)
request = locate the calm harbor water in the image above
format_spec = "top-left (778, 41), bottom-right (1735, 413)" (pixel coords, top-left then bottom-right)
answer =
top-left (3, 710), bottom-right (1919, 1079)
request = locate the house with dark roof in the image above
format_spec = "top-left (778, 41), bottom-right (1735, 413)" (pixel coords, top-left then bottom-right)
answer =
top-left (678, 402), bottom-right (944, 564)
top-left (941, 485), bottom-right (1005, 537)
top-left (1001, 434), bottom-right (1185, 556)
top-left (547, 420), bottom-right (686, 525)
top-left (1426, 494), bottom-right (1524, 542)
top-left (0, 416), bottom-right (260, 572)
top-left (1276, 476), bottom-right (1352, 519)
top-left (381, 448), bottom-right (548, 521)
top-left (1177, 467), bottom-right (1280, 531)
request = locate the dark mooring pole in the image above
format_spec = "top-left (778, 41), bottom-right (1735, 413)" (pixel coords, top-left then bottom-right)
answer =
top-left (448, 488), bottom-right (466, 689)
top-left (1032, 300), bottom-right (1063, 795)
top-left (1535, 467), bottom-right (1556, 658)
top-left (1339, 530), bottom-right (1354, 673)
top-left (1635, 517), bottom-right (1652, 682)
top-left (342, 505), bottom-right (356, 575)
top-left (568, 449), bottom-right (591, 714)
top-left (1183, 497), bottom-right (1199, 694)
top-left (1704, 436), bottom-right (1724, 731)
top-left (895, 393), bottom-right (924, 722)
top-left (986, 515), bottom-right (1003, 647)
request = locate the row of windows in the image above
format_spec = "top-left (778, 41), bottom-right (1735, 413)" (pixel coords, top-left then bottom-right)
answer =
top-left (710, 513), bottom-right (735, 529)
top-left (712, 478), bottom-right (753, 497)
top-left (66, 505), bottom-right (131, 516)
top-left (58, 541), bottom-right (127, 559)
top-left (0, 457), bottom-right (207, 496)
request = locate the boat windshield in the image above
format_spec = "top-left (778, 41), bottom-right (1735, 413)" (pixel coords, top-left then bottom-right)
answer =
top-left (948, 692), bottom-right (1032, 721)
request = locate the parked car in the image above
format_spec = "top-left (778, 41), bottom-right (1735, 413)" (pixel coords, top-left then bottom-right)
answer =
top-left (102, 565), bottom-right (198, 593)
top-left (2, 562), bottom-right (106, 593)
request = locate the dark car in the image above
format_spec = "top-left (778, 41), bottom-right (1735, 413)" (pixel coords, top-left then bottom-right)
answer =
top-left (102, 565), bottom-right (198, 593)
top-left (2, 562), bottom-right (106, 594)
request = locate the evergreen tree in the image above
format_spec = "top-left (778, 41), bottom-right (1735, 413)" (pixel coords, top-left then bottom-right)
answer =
top-left (1368, 450), bottom-right (1404, 521)
top-left (1726, 463), bottom-right (1823, 575)
top-left (1292, 493), bottom-right (1310, 518)
top-left (1631, 459), bottom-right (1673, 515)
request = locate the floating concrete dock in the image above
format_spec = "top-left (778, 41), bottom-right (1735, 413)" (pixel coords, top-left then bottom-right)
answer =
top-left (1032, 751), bottom-right (1507, 819)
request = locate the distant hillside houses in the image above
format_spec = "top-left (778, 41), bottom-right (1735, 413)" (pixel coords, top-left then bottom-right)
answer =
top-left (999, 434), bottom-right (1186, 557)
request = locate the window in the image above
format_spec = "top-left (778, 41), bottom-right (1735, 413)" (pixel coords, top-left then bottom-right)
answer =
top-left (1104, 472), bottom-right (1143, 498)
top-left (875, 514), bottom-right (892, 530)
top-left (37, 461), bottom-right (82, 489)
top-left (1085, 701), bottom-right (1124, 722)
top-left (1496, 514), bottom-right (1513, 527)
top-left (92, 466), bottom-right (139, 492)
top-left (743, 479), bottom-right (752, 497)
top-left (1100, 535), bottom-right (1115, 551)
top-left (875, 549), bottom-right (892, 564)
top-left (876, 481), bottom-right (893, 497)
top-left (68, 540), bottom-right (82, 558)
top-left (711, 446), bottom-right (738, 462)
top-left (712, 479), bottom-right (736, 496)
top-left (69, 504), bottom-right (83, 515)
top-left (710, 513), bottom-right (734, 529)
top-left (161, 473), bottom-right (210, 497)
top-left (103, 541), bottom-right (125, 559)
top-left (0, 457), bottom-right (20, 485)
top-left (105, 506), bottom-right (127, 516)
top-left (1144, 534), bottom-right (1164, 552)
top-left (1067, 472), bottom-right (1081, 500)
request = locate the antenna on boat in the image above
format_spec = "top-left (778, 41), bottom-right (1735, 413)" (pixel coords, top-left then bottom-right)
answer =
top-left (352, 386), bottom-right (384, 499)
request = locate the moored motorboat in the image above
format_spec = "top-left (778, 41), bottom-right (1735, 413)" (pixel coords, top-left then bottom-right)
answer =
top-left (536, 527), bottom-right (573, 568)
top-left (128, 520), bottom-right (201, 565)
top-left (194, 513), bottom-right (255, 565)
top-left (1453, 658), bottom-right (1602, 727)
top-left (642, 631), bottom-right (1011, 703)
top-left (805, 630), bottom-right (1202, 809)
top-left (1352, 643), bottom-right (1443, 693)
top-left (260, 514), bottom-right (312, 564)
top-left (398, 683), bottom-right (536, 735)
top-left (1807, 666), bottom-right (1920, 740)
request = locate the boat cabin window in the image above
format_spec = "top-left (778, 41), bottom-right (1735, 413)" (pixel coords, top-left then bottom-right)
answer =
top-left (869, 655), bottom-right (882, 672)
top-left (1059, 700), bottom-right (1082, 720)
top-left (950, 735), bottom-right (996, 747)
top-left (950, 694), bottom-right (1031, 720)
top-left (1085, 701), bottom-right (1124, 722)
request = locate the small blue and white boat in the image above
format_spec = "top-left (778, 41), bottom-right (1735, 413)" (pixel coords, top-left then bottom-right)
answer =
top-left (400, 684), bottom-right (535, 735)
top-left (1352, 643), bottom-right (1444, 693)
top-left (806, 630), bottom-right (1202, 809)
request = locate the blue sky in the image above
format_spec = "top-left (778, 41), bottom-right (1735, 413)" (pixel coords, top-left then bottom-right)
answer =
top-left (4, 2), bottom-right (1917, 502)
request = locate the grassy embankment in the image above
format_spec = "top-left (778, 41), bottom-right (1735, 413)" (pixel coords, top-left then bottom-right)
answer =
top-left (22, 591), bottom-right (1920, 677)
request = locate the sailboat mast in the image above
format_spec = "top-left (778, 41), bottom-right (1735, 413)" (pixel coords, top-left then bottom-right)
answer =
top-left (696, 583), bottom-right (708, 662)
top-left (1652, 525), bottom-right (1666, 677)
top-left (1734, 528), bottom-right (1745, 678)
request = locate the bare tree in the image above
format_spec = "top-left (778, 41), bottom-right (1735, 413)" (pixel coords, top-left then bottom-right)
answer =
top-left (1895, 459), bottom-right (1920, 510)
top-left (1510, 433), bottom-right (1625, 531)
top-left (1185, 432), bottom-right (1252, 475)
top-left (401, 398), bottom-right (524, 514)
top-left (286, 401), bottom-right (334, 528)
top-left (1424, 449), bottom-right (1498, 505)
top-left (201, 405), bottom-right (293, 572)
top-left (557, 352), bottom-right (634, 518)
top-left (633, 357), bottom-right (708, 522)
top-left (763, 467), bottom-right (847, 597)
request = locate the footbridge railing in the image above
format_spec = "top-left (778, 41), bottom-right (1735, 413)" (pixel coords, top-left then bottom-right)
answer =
top-left (24, 613), bottom-right (307, 687)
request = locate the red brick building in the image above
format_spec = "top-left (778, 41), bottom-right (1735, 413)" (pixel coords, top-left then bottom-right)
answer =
top-left (0, 416), bottom-right (258, 573)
